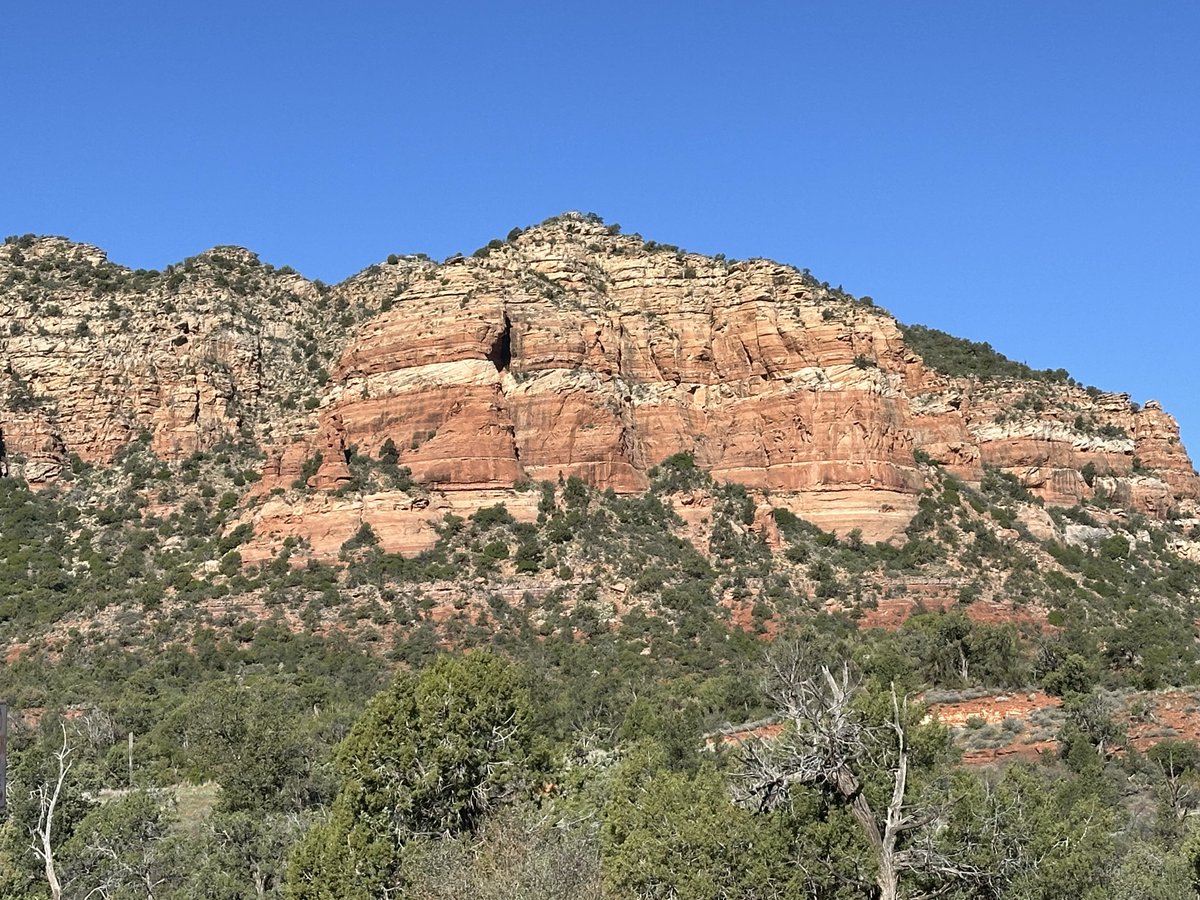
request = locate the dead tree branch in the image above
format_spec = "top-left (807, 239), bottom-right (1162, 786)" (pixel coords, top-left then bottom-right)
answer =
top-left (739, 645), bottom-right (988, 900)
top-left (30, 724), bottom-right (73, 900)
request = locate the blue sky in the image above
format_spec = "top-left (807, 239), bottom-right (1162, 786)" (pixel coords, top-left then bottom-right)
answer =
top-left (3, 2), bottom-right (1198, 446)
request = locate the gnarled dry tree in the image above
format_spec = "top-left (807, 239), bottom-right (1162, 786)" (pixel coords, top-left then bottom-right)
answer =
top-left (738, 644), bottom-right (984, 900)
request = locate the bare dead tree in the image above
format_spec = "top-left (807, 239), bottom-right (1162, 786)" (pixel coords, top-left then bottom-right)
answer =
top-left (76, 708), bottom-right (116, 751)
top-left (1151, 744), bottom-right (1200, 819)
top-left (738, 646), bottom-right (983, 900)
top-left (30, 724), bottom-right (73, 900)
top-left (80, 835), bottom-right (175, 900)
top-left (74, 793), bottom-right (181, 900)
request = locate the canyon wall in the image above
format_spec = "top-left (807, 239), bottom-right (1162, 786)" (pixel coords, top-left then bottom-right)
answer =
top-left (2, 216), bottom-right (1195, 555)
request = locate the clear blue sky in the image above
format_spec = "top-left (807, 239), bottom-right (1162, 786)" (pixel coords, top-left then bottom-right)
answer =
top-left (3, 2), bottom-right (1198, 447)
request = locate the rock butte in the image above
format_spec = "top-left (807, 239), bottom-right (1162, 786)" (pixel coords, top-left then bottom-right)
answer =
top-left (1, 215), bottom-right (1196, 559)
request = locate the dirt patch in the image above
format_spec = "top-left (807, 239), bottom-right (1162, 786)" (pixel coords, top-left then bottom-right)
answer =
top-left (927, 691), bottom-right (1060, 728)
top-left (929, 688), bottom-right (1200, 765)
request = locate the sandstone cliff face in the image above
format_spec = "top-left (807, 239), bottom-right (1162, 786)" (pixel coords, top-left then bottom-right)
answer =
top-left (2, 216), bottom-right (1196, 553)
top-left (910, 377), bottom-right (1197, 514)
top-left (294, 215), bottom-right (1196, 545)
top-left (303, 218), bottom-right (928, 541)
top-left (0, 237), bottom-right (422, 482)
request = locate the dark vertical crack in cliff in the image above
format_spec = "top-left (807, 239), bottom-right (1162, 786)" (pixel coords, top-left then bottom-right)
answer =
top-left (488, 313), bottom-right (513, 372)
top-left (491, 309), bottom-right (522, 470)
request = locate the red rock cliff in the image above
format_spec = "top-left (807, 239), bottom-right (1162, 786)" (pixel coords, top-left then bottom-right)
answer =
top-left (2, 216), bottom-right (1196, 547)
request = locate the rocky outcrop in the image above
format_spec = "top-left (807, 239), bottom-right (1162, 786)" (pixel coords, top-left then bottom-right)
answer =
top-left (237, 488), bottom-right (542, 562)
top-left (0, 408), bottom-right (65, 483)
top-left (3, 216), bottom-right (1196, 547)
top-left (924, 381), bottom-right (1199, 513)
top-left (304, 219), bottom-right (929, 539)
top-left (1135, 400), bottom-right (1198, 498)
top-left (0, 237), bottom-right (420, 483)
top-left (297, 215), bottom-right (1196, 537)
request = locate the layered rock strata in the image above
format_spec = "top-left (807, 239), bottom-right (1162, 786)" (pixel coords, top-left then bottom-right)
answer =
top-left (0, 237), bottom-right (421, 482)
top-left (305, 220), bottom-right (928, 540)
top-left (2, 216), bottom-right (1195, 552)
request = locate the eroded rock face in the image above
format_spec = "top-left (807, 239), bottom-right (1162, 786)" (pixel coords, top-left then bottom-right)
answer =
top-left (2, 216), bottom-right (1196, 548)
top-left (304, 220), bottom-right (931, 539)
top-left (0, 409), bottom-right (64, 483)
top-left (297, 216), bottom-right (1197, 537)
top-left (923, 382), bottom-right (1199, 513)
top-left (1135, 401), bottom-right (1198, 498)
top-left (237, 489), bottom-right (542, 562)
top-left (0, 238), bottom-right (423, 483)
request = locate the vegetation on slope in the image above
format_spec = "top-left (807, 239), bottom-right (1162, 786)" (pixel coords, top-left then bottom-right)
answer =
top-left (900, 322), bottom-right (1077, 384)
top-left (2, 222), bottom-right (1200, 896)
top-left (2, 438), bottom-right (1200, 897)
